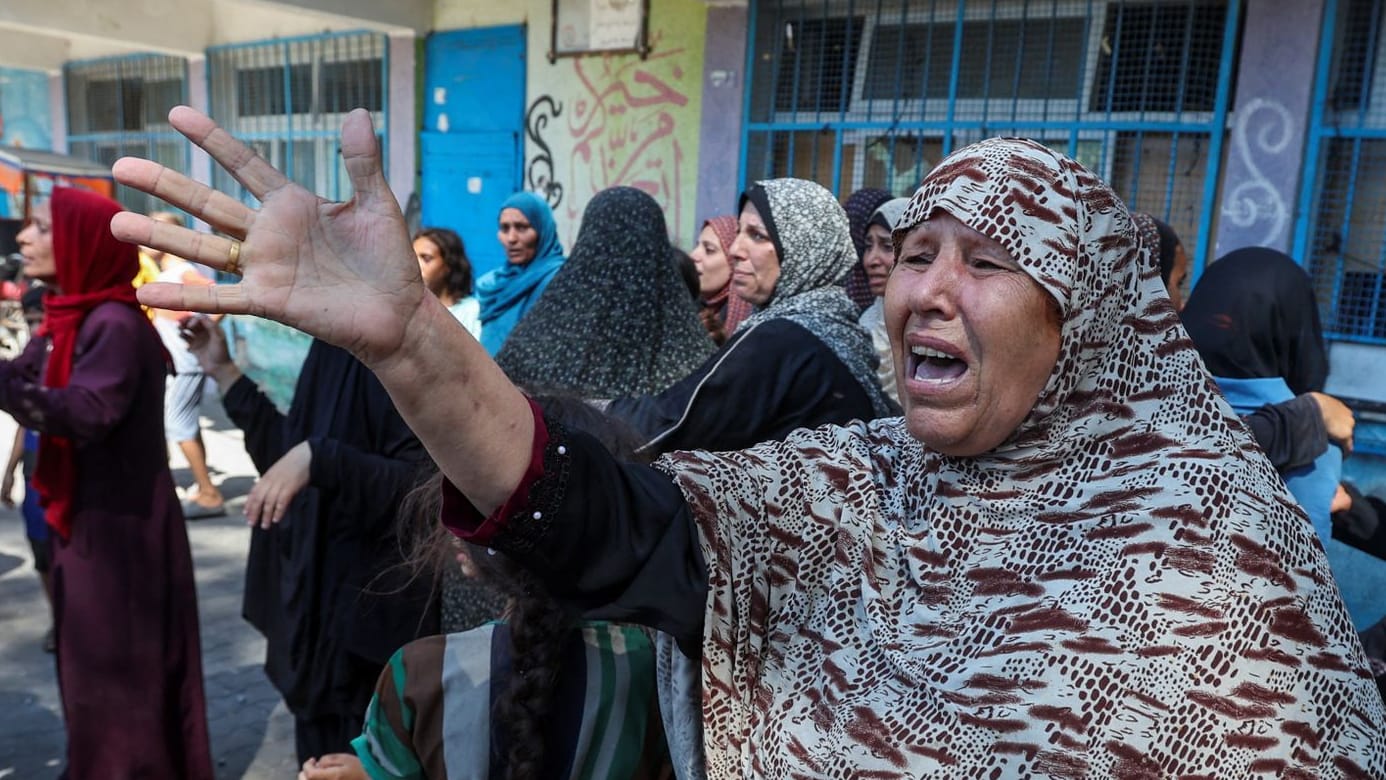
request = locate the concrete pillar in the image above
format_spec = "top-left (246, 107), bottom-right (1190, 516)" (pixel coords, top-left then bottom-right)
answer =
top-left (186, 56), bottom-right (212, 187)
top-left (1214, 0), bottom-right (1327, 257)
top-left (694, 4), bottom-right (749, 232)
top-left (388, 32), bottom-right (417, 209)
top-left (48, 73), bottom-right (66, 153)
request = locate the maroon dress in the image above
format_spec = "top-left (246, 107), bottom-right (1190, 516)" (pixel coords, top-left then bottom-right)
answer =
top-left (0, 302), bottom-right (212, 779)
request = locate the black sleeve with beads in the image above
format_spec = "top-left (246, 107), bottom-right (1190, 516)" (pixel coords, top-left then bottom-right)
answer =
top-left (489, 426), bottom-right (710, 657)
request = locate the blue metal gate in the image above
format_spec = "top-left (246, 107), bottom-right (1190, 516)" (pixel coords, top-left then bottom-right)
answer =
top-left (1296, 0), bottom-right (1386, 345)
top-left (421, 25), bottom-right (526, 280)
top-left (739, 0), bottom-right (1241, 275)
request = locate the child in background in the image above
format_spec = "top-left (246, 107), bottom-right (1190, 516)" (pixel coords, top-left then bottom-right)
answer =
top-left (2, 284), bottom-right (54, 651)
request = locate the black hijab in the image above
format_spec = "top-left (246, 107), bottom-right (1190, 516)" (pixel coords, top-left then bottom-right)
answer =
top-left (1182, 247), bottom-right (1329, 395)
top-left (496, 186), bottom-right (717, 397)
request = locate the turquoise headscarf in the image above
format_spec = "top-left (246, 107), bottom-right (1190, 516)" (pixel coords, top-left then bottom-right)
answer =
top-left (476, 192), bottom-right (566, 355)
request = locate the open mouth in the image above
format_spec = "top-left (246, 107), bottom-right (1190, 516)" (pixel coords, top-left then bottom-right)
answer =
top-left (908, 344), bottom-right (967, 383)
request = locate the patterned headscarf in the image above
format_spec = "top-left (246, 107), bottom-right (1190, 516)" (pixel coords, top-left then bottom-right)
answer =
top-left (496, 187), bottom-right (716, 397)
top-left (736, 179), bottom-right (894, 418)
top-left (697, 215), bottom-right (752, 338)
top-left (476, 192), bottom-right (566, 355)
top-left (1131, 211), bottom-right (1183, 285)
top-left (1130, 211), bottom-right (1162, 273)
top-left (868, 197), bottom-right (911, 234)
top-left (658, 139), bottom-right (1385, 777)
top-left (841, 187), bottom-right (893, 310)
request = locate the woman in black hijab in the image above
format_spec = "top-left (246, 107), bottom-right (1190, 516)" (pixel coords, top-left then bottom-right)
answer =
top-left (1183, 247), bottom-right (1328, 396)
top-left (1184, 246), bottom-right (1383, 630)
top-left (496, 186), bottom-right (717, 397)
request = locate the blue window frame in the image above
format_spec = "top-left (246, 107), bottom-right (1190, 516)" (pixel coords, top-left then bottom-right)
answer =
top-left (64, 54), bottom-right (190, 214)
top-left (740, 0), bottom-right (1241, 276)
top-left (206, 31), bottom-right (388, 205)
top-left (1297, 0), bottom-right (1386, 345)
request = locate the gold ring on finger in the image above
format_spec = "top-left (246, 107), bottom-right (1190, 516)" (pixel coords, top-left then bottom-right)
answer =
top-left (225, 240), bottom-right (243, 276)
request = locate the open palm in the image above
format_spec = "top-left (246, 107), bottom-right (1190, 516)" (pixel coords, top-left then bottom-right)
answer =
top-left (111, 106), bottom-right (423, 367)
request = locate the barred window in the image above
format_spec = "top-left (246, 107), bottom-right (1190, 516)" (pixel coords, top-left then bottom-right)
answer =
top-left (235, 65), bottom-right (312, 116)
top-left (865, 17), bottom-right (1086, 102)
top-left (1329, 0), bottom-right (1379, 110)
top-left (1090, 2), bottom-right (1229, 113)
top-left (65, 55), bottom-right (189, 213)
top-left (774, 17), bottom-right (864, 114)
top-left (208, 31), bottom-right (387, 203)
top-left (1304, 0), bottom-right (1386, 343)
top-left (744, 0), bottom-right (1238, 277)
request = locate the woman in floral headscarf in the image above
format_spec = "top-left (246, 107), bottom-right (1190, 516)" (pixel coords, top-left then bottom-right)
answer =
top-left (4, 188), bottom-right (212, 779)
top-left (840, 187), bottom-right (894, 311)
top-left (122, 105), bottom-right (1386, 779)
top-left (605, 178), bottom-right (897, 455)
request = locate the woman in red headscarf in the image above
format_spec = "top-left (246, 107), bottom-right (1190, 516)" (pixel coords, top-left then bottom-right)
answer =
top-left (689, 215), bottom-right (753, 344)
top-left (3, 188), bottom-right (212, 779)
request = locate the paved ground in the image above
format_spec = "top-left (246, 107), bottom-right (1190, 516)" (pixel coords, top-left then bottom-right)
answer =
top-left (0, 396), bottom-right (300, 779)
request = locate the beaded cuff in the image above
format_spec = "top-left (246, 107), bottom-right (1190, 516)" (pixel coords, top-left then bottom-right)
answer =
top-left (490, 415), bottom-right (571, 561)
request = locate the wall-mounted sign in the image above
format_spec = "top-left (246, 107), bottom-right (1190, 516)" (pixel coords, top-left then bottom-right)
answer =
top-left (549, 0), bottom-right (650, 62)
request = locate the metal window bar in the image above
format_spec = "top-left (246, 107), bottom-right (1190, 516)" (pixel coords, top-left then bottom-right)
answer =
top-left (741, 0), bottom-right (1238, 277)
top-left (64, 54), bottom-right (190, 214)
top-left (1296, 0), bottom-right (1386, 344)
top-left (206, 30), bottom-right (387, 206)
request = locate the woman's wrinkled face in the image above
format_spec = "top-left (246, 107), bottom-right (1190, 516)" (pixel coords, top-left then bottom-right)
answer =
top-left (690, 225), bottom-right (731, 297)
top-left (885, 211), bottom-right (1062, 456)
top-left (16, 202), bottom-right (56, 283)
top-left (497, 208), bottom-right (539, 266)
top-left (862, 223), bottom-right (895, 298)
top-left (728, 202), bottom-right (781, 306)
top-left (414, 236), bottom-right (448, 297)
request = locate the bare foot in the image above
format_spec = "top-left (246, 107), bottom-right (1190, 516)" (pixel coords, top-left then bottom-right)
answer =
top-left (186, 487), bottom-right (224, 507)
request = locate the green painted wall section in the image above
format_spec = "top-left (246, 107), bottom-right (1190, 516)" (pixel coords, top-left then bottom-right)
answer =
top-left (523, 0), bottom-right (708, 247)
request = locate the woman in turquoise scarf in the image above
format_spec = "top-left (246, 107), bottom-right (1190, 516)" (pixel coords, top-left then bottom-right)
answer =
top-left (476, 192), bottom-right (566, 355)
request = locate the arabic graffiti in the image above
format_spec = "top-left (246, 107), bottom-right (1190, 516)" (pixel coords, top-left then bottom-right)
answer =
top-left (525, 23), bottom-right (701, 244)
top-left (524, 95), bottom-right (565, 209)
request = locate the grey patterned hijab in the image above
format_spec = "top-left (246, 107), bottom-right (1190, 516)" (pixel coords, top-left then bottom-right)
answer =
top-left (496, 187), bottom-right (718, 397)
top-left (736, 178), bottom-right (896, 417)
top-left (869, 197), bottom-right (911, 232)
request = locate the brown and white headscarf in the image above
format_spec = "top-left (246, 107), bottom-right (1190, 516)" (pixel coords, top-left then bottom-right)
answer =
top-left (657, 138), bottom-right (1386, 778)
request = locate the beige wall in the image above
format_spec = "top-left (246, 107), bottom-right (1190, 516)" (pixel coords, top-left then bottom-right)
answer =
top-left (434, 0), bottom-right (527, 30)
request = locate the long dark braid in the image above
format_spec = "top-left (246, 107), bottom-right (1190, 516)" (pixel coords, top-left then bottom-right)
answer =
top-left (398, 394), bottom-right (651, 780)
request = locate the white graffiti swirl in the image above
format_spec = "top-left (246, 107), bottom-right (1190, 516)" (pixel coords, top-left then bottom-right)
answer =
top-left (1222, 97), bottom-right (1294, 247)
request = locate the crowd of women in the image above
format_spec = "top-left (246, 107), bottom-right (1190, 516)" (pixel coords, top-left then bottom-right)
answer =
top-left (4, 101), bottom-right (1386, 777)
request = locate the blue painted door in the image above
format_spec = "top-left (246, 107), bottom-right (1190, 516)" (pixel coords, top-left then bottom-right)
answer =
top-left (422, 25), bottom-right (526, 279)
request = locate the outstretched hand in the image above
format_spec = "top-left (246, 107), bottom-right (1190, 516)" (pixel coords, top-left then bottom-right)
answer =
top-left (110, 106), bottom-right (425, 368)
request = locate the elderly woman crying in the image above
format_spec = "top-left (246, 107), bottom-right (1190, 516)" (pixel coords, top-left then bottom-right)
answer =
top-left (117, 107), bottom-right (1386, 777)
